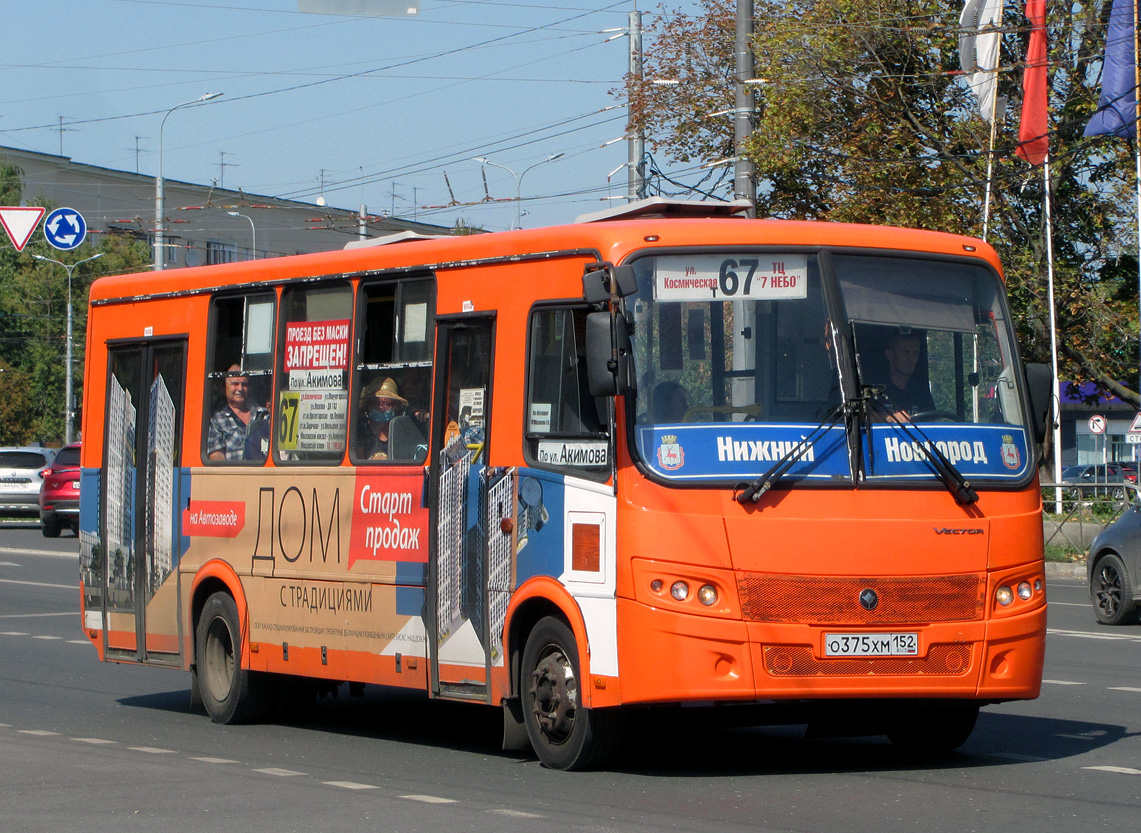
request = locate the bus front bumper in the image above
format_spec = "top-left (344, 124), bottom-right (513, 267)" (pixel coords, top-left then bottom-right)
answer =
top-left (615, 598), bottom-right (1045, 705)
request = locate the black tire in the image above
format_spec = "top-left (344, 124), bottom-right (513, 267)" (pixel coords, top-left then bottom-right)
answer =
top-left (886, 701), bottom-right (979, 755)
top-left (1090, 553), bottom-right (1139, 626)
top-left (195, 591), bottom-right (277, 724)
top-left (521, 616), bottom-right (624, 770)
top-left (40, 517), bottom-right (60, 538)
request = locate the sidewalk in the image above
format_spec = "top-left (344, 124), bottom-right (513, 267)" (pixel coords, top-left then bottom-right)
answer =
top-left (1045, 560), bottom-right (1086, 579)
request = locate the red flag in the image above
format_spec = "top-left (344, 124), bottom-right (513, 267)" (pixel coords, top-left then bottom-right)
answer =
top-left (1016, 0), bottom-right (1049, 165)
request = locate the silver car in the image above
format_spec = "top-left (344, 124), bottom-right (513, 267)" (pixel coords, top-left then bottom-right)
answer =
top-left (1088, 502), bottom-right (1141, 625)
top-left (0, 447), bottom-right (56, 517)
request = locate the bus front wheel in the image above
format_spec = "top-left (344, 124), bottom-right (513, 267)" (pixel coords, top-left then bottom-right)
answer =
top-left (195, 591), bottom-right (276, 724)
top-left (521, 616), bottom-right (623, 770)
top-left (886, 701), bottom-right (979, 755)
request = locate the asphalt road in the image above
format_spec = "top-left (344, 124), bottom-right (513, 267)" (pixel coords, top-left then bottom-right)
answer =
top-left (1, 522), bottom-right (1139, 833)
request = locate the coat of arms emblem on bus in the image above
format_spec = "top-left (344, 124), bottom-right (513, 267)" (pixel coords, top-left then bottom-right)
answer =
top-left (1000, 435), bottom-right (1020, 470)
top-left (657, 435), bottom-right (684, 470)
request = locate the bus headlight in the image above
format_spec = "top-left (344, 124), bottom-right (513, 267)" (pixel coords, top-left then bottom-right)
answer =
top-left (1017, 582), bottom-right (1033, 601)
top-left (996, 585), bottom-right (1014, 606)
top-left (671, 581), bottom-right (690, 601)
top-left (698, 584), bottom-right (718, 606)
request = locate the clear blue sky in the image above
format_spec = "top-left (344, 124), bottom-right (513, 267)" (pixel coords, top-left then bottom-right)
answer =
top-left (3, 0), bottom-right (661, 232)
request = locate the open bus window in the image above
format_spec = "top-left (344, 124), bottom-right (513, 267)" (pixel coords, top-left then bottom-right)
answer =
top-left (524, 306), bottom-right (610, 476)
top-left (351, 278), bottom-right (435, 464)
top-left (204, 292), bottom-right (275, 464)
top-left (838, 255), bottom-right (1021, 426)
top-left (275, 282), bottom-right (353, 464)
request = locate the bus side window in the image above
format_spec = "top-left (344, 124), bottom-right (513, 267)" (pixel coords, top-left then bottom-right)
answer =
top-left (524, 306), bottom-right (609, 477)
top-left (351, 277), bottom-right (436, 464)
top-left (275, 282), bottom-right (353, 464)
top-left (204, 292), bottom-right (275, 464)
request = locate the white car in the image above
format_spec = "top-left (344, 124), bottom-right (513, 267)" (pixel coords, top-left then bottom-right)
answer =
top-left (0, 447), bottom-right (57, 517)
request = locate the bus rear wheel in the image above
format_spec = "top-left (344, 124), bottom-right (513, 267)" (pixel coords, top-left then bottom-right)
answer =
top-left (521, 617), bottom-right (623, 771)
top-left (196, 591), bottom-right (276, 724)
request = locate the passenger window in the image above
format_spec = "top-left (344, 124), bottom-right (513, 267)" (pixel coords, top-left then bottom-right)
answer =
top-left (352, 278), bottom-right (435, 464)
top-left (524, 306), bottom-right (610, 476)
top-left (205, 292), bottom-right (275, 464)
top-left (275, 283), bottom-right (353, 464)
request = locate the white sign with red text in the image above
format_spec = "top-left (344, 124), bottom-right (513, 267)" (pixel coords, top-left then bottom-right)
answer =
top-left (654, 254), bottom-right (809, 302)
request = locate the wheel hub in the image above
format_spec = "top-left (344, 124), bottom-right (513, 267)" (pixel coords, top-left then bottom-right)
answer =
top-left (529, 647), bottom-right (577, 744)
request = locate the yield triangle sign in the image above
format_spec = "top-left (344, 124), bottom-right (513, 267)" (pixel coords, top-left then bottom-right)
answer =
top-left (1130, 411), bottom-right (1141, 433)
top-left (0, 206), bottom-right (46, 251)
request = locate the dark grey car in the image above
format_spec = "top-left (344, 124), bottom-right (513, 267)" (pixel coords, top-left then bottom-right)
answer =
top-left (1088, 503), bottom-right (1141, 625)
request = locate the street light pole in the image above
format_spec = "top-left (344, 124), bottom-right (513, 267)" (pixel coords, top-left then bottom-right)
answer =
top-left (473, 153), bottom-right (565, 229)
top-left (227, 211), bottom-right (256, 259)
top-left (155, 93), bottom-right (223, 272)
top-left (32, 252), bottom-right (105, 444)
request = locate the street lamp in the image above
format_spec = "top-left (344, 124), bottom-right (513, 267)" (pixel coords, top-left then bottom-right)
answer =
top-left (473, 152), bottom-right (565, 229)
top-left (32, 252), bottom-right (105, 444)
top-left (155, 93), bottom-right (223, 272)
top-left (227, 211), bottom-right (256, 260)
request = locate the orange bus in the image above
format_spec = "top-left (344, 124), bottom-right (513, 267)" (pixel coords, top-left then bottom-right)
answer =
top-left (78, 199), bottom-right (1053, 769)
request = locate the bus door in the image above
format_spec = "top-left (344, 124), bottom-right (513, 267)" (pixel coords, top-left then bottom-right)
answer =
top-left (428, 316), bottom-right (497, 701)
top-left (99, 339), bottom-right (187, 665)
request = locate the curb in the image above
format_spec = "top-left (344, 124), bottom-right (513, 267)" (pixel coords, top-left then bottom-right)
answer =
top-left (1045, 561), bottom-right (1086, 579)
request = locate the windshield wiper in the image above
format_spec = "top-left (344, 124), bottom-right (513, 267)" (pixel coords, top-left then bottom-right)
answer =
top-left (735, 403), bottom-right (846, 504)
top-left (865, 394), bottom-right (978, 505)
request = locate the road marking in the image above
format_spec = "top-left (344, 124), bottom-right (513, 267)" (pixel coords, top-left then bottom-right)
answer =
top-left (0, 612), bottom-right (75, 619)
top-left (1046, 601), bottom-right (1088, 607)
top-left (1108, 686), bottom-right (1141, 693)
top-left (488, 809), bottom-right (544, 818)
top-left (1083, 765), bottom-right (1141, 776)
top-left (1, 632), bottom-right (30, 636)
top-left (18, 730), bottom-right (60, 736)
top-left (254, 767), bottom-right (306, 777)
top-left (189, 756), bottom-right (240, 764)
top-left (32, 635), bottom-right (63, 641)
top-left (1042, 679), bottom-right (1086, 686)
top-left (400, 794), bottom-right (457, 804)
top-left (0, 546), bottom-right (78, 559)
top-left (0, 578), bottom-right (74, 590)
top-left (129, 746), bottom-right (177, 754)
top-left (324, 781), bottom-right (378, 790)
top-left (0, 561), bottom-right (20, 567)
top-left (67, 640), bottom-right (89, 645)
top-left (1048, 628), bottom-right (1141, 643)
top-left (72, 737), bottom-right (117, 745)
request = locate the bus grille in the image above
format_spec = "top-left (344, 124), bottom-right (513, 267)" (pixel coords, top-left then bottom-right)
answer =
top-left (762, 644), bottom-right (973, 677)
top-left (737, 574), bottom-right (985, 624)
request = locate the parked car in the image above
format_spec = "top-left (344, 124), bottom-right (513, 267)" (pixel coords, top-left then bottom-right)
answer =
top-left (0, 447), bottom-right (56, 517)
top-left (1061, 463), bottom-right (1127, 500)
top-left (39, 442), bottom-right (81, 537)
top-left (1119, 461), bottom-right (1138, 485)
top-left (1088, 503), bottom-right (1141, 625)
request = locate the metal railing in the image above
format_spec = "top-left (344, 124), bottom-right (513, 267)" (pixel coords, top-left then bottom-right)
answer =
top-left (1041, 481), bottom-right (1138, 560)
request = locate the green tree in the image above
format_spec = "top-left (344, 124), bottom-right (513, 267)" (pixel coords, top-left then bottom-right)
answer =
top-left (0, 160), bottom-right (151, 444)
top-left (629, 0), bottom-right (1141, 404)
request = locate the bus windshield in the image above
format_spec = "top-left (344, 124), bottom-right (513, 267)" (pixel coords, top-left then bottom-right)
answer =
top-left (629, 250), bottom-right (1032, 487)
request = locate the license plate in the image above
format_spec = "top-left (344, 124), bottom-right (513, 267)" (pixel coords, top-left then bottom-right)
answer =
top-left (824, 632), bottom-right (918, 657)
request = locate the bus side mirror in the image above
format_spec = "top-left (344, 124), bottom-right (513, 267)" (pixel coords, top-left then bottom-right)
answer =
top-left (1024, 363), bottom-right (1053, 443)
top-left (586, 311), bottom-right (631, 397)
top-left (582, 262), bottom-right (637, 304)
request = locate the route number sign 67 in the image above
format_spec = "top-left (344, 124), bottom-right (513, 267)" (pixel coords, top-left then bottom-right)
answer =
top-left (654, 253), bottom-right (809, 302)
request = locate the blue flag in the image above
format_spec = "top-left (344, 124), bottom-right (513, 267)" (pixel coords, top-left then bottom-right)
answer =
top-left (1085, 0), bottom-right (1138, 138)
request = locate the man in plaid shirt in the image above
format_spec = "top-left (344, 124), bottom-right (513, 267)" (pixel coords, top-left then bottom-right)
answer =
top-left (207, 365), bottom-right (269, 461)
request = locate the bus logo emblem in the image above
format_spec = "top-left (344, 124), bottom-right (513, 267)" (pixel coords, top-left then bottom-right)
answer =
top-left (657, 435), bottom-right (685, 470)
top-left (1000, 435), bottom-right (1020, 470)
top-left (859, 589), bottom-right (878, 611)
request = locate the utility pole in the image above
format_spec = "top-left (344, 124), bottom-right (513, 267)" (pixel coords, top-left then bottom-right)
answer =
top-left (734, 0), bottom-right (756, 216)
top-left (628, 6), bottom-right (646, 201)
